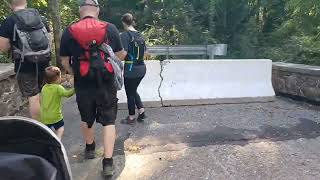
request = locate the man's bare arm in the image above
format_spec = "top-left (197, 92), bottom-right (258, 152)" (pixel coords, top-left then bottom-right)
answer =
top-left (61, 56), bottom-right (73, 75)
top-left (0, 37), bottom-right (10, 53)
top-left (115, 49), bottom-right (127, 61)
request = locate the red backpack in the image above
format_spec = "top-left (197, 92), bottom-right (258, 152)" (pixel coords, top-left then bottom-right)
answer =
top-left (69, 18), bottom-right (114, 82)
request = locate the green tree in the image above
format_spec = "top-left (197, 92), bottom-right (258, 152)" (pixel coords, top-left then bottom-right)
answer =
top-left (1, 0), bottom-right (320, 65)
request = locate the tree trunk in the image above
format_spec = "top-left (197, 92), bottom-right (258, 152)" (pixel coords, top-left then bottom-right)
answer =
top-left (48, 0), bottom-right (62, 69)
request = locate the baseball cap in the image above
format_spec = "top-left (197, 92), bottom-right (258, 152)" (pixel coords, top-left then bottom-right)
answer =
top-left (79, 0), bottom-right (99, 7)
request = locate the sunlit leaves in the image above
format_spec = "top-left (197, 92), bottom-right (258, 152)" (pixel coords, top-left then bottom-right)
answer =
top-left (0, 0), bottom-right (319, 64)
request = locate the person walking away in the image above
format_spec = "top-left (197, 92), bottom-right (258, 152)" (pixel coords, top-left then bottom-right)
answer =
top-left (40, 66), bottom-right (75, 140)
top-left (60, 0), bottom-right (126, 177)
top-left (0, 0), bottom-right (51, 120)
top-left (120, 13), bottom-right (147, 125)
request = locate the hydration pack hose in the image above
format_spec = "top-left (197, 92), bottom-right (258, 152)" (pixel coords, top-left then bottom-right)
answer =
top-left (15, 51), bottom-right (24, 79)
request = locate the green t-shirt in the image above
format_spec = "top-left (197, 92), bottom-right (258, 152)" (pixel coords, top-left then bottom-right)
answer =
top-left (40, 84), bottom-right (75, 125)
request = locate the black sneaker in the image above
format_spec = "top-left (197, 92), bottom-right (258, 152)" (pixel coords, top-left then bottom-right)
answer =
top-left (137, 112), bottom-right (146, 122)
top-left (84, 142), bottom-right (96, 159)
top-left (120, 116), bottom-right (136, 125)
top-left (102, 158), bottom-right (114, 177)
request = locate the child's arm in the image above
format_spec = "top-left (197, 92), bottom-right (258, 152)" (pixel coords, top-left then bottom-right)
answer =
top-left (58, 85), bottom-right (75, 98)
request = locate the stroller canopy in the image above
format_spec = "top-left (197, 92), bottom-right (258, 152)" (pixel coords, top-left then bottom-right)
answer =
top-left (0, 116), bottom-right (72, 180)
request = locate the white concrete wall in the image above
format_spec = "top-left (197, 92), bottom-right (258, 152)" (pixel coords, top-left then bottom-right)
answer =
top-left (117, 59), bottom-right (275, 107)
top-left (117, 61), bottom-right (162, 105)
top-left (160, 59), bottom-right (275, 104)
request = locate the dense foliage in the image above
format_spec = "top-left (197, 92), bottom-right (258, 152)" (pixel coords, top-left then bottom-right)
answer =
top-left (1, 0), bottom-right (319, 65)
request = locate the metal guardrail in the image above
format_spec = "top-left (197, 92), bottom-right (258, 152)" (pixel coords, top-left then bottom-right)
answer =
top-left (146, 44), bottom-right (228, 59)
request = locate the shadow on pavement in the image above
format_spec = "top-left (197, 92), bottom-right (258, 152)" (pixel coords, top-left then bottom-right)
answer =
top-left (126, 118), bottom-right (320, 154)
top-left (120, 118), bottom-right (320, 179)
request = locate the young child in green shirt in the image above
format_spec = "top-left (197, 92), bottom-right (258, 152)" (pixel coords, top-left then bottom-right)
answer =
top-left (40, 66), bottom-right (75, 140)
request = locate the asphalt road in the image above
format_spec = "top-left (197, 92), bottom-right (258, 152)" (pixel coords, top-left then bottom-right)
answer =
top-left (62, 97), bottom-right (320, 180)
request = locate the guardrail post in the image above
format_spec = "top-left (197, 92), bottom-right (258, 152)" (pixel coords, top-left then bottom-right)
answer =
top-left (207, 45), bottom-right (215, 59)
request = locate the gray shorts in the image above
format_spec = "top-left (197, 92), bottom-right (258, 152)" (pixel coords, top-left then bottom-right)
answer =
top-left (17, 72), bottom-right (45, 97)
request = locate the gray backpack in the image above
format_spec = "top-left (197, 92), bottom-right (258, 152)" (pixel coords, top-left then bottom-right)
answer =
top-left (12, 8), bottom-right (51, 64)
top-left (100, 43), bottom-right (124, 91)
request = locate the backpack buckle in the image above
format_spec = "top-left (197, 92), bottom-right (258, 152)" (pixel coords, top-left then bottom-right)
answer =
top-left (89, 40), bottom-right (99, 57)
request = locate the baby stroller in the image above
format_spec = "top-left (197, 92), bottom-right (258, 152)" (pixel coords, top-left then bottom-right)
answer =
top-left (0, 116), bottom-right (72, 180)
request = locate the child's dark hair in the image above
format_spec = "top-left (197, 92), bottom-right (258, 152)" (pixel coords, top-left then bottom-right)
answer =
top-left (121, 13), bottom-right (136, 26)
top-left (45, 66), bottom-right (61, 84)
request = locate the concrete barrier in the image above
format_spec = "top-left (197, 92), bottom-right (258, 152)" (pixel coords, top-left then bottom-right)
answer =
top-left (117, 59), bottom-right (275, 108)
top-left (160, 59), bottom-right (275, 106)
top-left (117, 61), bottom-right (162, 107)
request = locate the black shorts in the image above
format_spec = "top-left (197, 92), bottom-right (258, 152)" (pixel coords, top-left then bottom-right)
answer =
top-left (47, 120), bottom-right (64, 130)
top-left (17, 72), bottom-right (45, 97)
top-left (76, 87), bottom-right (118, 128)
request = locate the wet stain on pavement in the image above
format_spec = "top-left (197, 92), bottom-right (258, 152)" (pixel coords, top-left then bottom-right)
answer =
top-left (127, 118), bottom-right (320, 151)
top-left (260, 118), bottom-right (320, 141)
top-left (187, 118), bottom-right (320, 147)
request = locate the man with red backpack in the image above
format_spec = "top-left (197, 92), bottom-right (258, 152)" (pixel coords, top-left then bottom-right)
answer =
top-left (60, 0), bottom-right (126, 177)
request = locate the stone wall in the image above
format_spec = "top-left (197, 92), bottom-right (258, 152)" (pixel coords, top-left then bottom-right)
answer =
top-left (0, 64), bottom-right (27, 116)
top-left (272, 62), bottom-right (320, 103)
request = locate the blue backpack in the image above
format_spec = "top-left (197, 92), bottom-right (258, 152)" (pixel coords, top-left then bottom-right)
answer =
top-left (125, 32), bottom-right (146, 71)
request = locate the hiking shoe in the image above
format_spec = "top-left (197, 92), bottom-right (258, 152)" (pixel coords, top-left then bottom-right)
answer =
top-left (84, 142), bottom-right (96, 159)
top-left (120, 117), bottom-right (136, 125)
top-left (84, 149), bottom-right (95, 159)
top-left (102, 158), bottom-right (114, 177)
top-left (137, 112), bottom-right (146, 122)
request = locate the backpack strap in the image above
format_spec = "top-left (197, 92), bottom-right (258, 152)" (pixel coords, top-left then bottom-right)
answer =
top-left (127, 31), bottom-right (135, 43)
top-left (13, 25), bottom-right (17, 42)
top-left (103, 22), bottom-right (110, 45)
top-left (12, 24), bottom-right (25, 62)
top-left (125, 31), bottom-right (137, 63)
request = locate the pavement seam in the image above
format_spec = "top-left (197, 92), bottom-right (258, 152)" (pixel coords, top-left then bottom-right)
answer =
top-left (158, 60), bottom-right (164, 106)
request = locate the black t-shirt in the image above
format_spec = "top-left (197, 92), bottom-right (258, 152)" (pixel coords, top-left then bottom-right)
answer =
top-left (0, 13), bottom-right (51, 73)
top-left (60, 19), bottom-right (123, 90)
top-left (120, 31), bottom-right (146, 78)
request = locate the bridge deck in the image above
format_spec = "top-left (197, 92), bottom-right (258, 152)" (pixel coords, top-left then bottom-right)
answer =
top-left (62, 97), bottom-right (320, 180)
